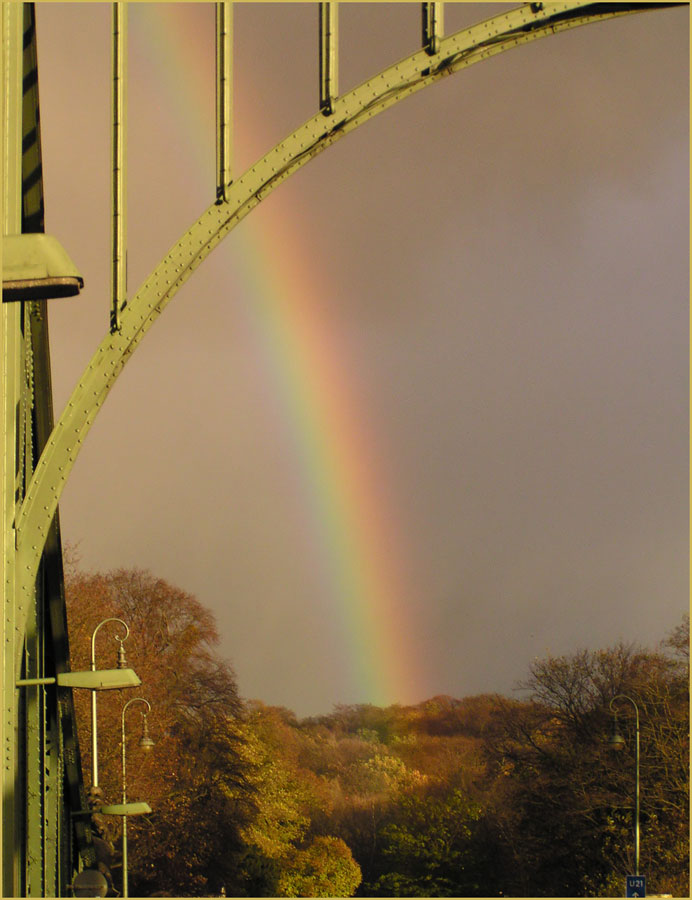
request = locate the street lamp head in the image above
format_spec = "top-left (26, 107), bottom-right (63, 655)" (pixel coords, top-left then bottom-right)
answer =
top-left (91, 617), bottom-right (131, 671)
top-left (608, 715), bottom-right (626, 751)
top-left (116, 637), bottom-right (128, 669)
top-left (72, 868), bottom-right (108, 898)
top-left (138, 714), bottom-right (155, 752)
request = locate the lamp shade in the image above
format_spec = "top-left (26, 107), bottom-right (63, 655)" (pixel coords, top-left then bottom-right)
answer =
top-left (608, 717), bottom-right (626, 750)
top-left (72, 868), bottom-right (108, 897)
top-left (99, 801), bottom-right (152, 816)
top-left (139, 715), bottom-right (155, 750)
top-left (2, 234), bottom-right (83, 301)
top-left (57, 668), bottom-right (141, 690)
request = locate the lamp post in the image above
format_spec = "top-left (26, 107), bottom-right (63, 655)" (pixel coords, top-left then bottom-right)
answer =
top-left (608, 694), bottom-right (641, 875)
top-left (121, 698), bottom-right (154, 898)
top-left (90, 618), bottom-right (131, 790)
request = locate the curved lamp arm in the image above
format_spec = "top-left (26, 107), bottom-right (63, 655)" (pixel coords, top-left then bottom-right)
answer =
top-left (121, 698), bottom-right (152, 800)
top-left (91, 617), bottom-right (130, 670)
top-left (609, 693), bottom-right (640, 727)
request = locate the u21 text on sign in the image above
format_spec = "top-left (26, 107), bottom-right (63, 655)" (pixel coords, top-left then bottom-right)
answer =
top-left (626, 875), bottom-right (646, 897)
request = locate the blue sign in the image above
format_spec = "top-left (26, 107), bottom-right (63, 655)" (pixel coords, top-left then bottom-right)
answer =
top-left (626, 875), bottom-right (646, 897)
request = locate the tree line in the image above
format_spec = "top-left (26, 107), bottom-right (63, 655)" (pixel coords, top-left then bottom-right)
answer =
top-left (65, 562), bottom-right (689, 897)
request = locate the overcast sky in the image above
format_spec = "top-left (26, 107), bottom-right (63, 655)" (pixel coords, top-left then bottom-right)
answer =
top-left (35, 3), bottom-right (688, 717)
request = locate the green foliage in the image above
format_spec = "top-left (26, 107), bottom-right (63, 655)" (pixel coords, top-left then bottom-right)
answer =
top-left (277, 837), bottom-right (362, 897)
top-left (231, 845), bottom-right (282, 897)
top-left (365, 790), bottom-right (484, 897)
top-left (231, 704), bottom-right (362, 897)
top-left (236, 727), bottom-right (312, 855)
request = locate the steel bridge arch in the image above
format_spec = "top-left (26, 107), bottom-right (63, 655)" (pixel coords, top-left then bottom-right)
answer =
top-left (13, 0), bottom-right (676, 666)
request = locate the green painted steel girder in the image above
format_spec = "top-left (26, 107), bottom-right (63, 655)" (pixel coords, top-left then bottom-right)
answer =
top-left (12, 1), bottom-right (679, 677)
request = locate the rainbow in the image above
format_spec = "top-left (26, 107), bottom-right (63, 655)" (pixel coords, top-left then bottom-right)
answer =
top-left (130, 4), bottom-right (425, 708)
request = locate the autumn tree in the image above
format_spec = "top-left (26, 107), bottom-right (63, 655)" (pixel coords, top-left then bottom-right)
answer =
top-left (231, 702), bottom-right (362, 897)
top-left (277, 835), bottom-right (362, 897)
top-left (484, 625), bottom-right (689, 897)
top-left (65, 565), bottom-right (251, 896)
